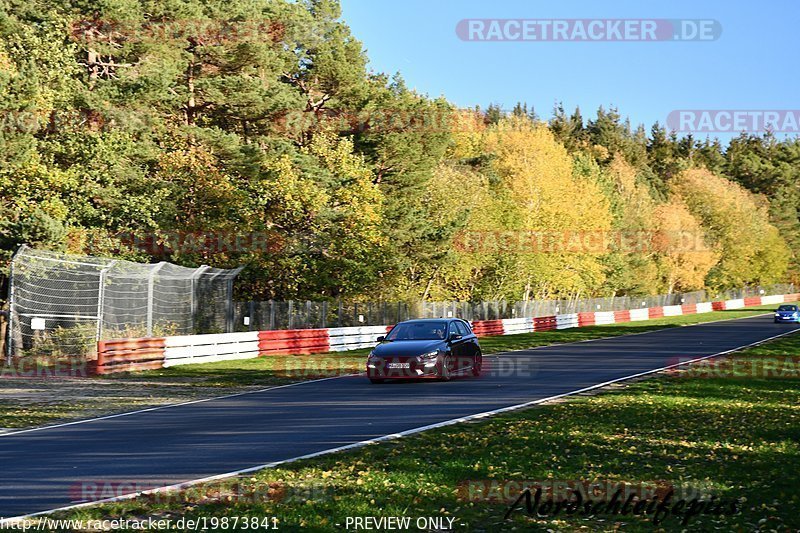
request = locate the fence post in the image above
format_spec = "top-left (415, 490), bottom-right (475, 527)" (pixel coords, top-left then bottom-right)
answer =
top-left (189, 265), bottom-right (210, 334)
top-left (226, 278), bottom-right (234, 333)
top-left (95, 260), bottom-right (117, 341)
top-left (94, 261), bottom-right (116, 341)
top-left (337, 299), bottom-right (342, 327)
top-left (248, 301), bottom-right (255, 331)
top-left (4, 245), bottom-right (25, 363)
top-left (146, 262), bottom-right (166, 337)
top-left (269, 299), bottom-right (275, 330)
top-left (322, 301), bottom-right (328, 328)
top-left (288, 300), bottom-right (294, 329)
top-left (225, 267), bottom-right (244, 334)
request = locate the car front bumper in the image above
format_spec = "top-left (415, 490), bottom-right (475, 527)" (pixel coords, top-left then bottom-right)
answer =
top-left (366, 358), bottom-right (441, 379)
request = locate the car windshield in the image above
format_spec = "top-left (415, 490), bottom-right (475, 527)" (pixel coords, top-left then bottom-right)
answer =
top-left (778, 305), bottom-right (797, 312)
top-left (386, 321), bottom-right (448, 341)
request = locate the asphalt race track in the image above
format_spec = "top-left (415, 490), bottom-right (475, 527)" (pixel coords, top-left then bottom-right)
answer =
top-left (1, 314), bottom-right (797, 517)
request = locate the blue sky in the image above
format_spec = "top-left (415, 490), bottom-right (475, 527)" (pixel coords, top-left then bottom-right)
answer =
top-left (339, 0), bottom-right (799, 139)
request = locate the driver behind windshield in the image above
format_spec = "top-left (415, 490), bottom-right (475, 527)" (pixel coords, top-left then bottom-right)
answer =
top-left (387, 322), bottom-right (447, 340)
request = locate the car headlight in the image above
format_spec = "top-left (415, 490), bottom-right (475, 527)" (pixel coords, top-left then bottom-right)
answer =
top-left (367, 352), bottom-right (379, 368)
top-left (775, 313), bottom-right (781, 317)
top-left (419, 351), bottom-right (439, 360)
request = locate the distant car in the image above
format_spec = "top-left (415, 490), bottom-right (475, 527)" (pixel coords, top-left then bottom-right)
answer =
top-left (366, 319), bottom-right (482, 383)
top-left (774, 304), bottom-right (800, 323)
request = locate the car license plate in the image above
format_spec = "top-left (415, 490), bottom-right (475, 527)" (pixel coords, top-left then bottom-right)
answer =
top-left (387, 362), bottom-right (410, 369)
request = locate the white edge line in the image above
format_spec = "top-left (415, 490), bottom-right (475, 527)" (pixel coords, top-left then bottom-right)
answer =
top-left (488, 311), bottom-right (772, 356)
top-left (0, 373), bottom-right (363, 437)
top-left (2, 325), bottom-right (797, 526)
top-left (0, 310), bottom-right (775, 436)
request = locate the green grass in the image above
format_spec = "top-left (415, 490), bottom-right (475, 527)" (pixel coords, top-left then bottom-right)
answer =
top-left (53, 317), bottom-right (800, 532)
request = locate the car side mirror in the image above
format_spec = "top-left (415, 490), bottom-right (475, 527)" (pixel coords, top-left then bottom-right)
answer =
top-left (449, 332), bottom-right (462, 342)
top-left (377, 336), bottom-right (385, 342)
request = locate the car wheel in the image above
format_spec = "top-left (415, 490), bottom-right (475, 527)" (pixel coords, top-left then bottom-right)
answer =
top-left (472, 353), bottom-right (482, 377)
top-left (439, 357), bottom-right (451, 381)
top-left (369, 378), bottom-right (384, 384)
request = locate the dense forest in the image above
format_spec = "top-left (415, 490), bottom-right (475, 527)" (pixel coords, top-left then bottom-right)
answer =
top-left (1, 0), bottom-right (799, 302)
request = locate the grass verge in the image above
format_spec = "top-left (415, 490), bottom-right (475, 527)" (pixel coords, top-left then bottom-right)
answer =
top-left (56, 326), bottom-right (800, 532)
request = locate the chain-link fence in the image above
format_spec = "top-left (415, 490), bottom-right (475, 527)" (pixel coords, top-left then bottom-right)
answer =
top-left (5, 244), bottom-right (795, 359)
top-left (233, 284), bottom-right (795, 331)
top-left (5, 245), bottom-right (242, 361)
top-left (233, 300), bottom-right (413, 331)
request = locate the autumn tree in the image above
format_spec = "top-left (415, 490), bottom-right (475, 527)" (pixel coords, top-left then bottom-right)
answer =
top-left (671, 168), bottom-right (789, 288)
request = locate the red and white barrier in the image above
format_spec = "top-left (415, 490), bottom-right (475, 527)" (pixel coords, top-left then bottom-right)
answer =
top-left (95, 338), bottom-right (166, 374)
top-left (761, 295), bottom-right (785, 306)
top-left (556, 313), bottom-right (579, 330)
top-left (163, 332), bottom-right (260, 367)
top-left (328, 325), bottom-right (393, 352)
top-left (696, 302), bottom-right (714, 313)
top-left (500, 318), bottom-right (535, 335)
top-left (594, 311), bottom-right (616, 325)
top-left (93, 293), bottom-right (800, 374)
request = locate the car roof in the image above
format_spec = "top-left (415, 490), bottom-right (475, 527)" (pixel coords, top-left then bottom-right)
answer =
top-left (398, 318), bottom-right (459, 323)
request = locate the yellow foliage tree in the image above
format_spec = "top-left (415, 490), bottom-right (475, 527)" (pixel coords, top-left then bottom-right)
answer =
top-left (652, 201), bottom-right (720, 292)
top-left (594, 154), bottom-right (661, 295)
top-left (482, 116), bottom-right (613, 299)
top-left (670, 168), bottom-right (789, 288)
top-left (415, 162), bottom-right (496, 300)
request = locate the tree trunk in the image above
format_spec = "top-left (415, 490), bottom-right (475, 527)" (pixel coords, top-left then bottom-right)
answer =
top-left (185, 41), bottom-right (198, 127)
